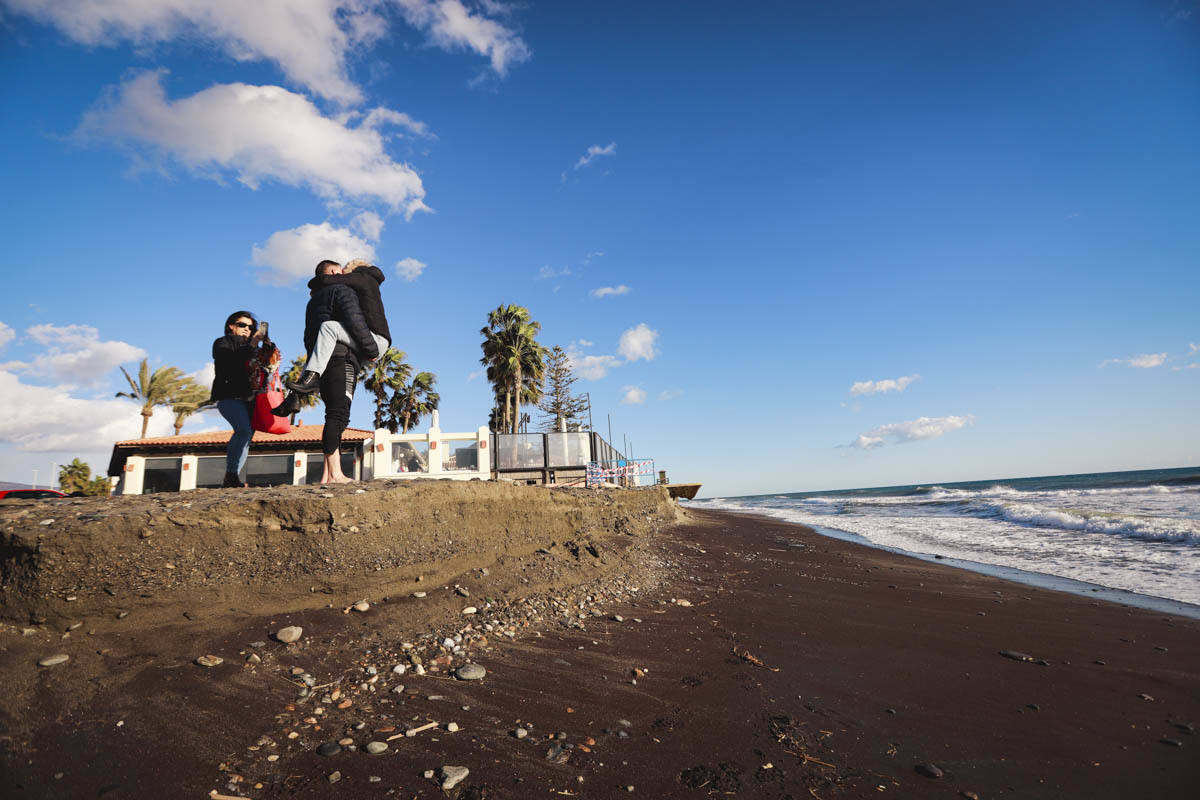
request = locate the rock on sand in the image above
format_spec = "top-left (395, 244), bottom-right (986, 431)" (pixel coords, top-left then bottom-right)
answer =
top-left (441, 766), bottom-right (469, 790)
top-left (38, 654), bottom-right (69, 667)
top-left (455, 663), bottom-right (486, 681)
top-left (276, 626), bottom-right (303, 643)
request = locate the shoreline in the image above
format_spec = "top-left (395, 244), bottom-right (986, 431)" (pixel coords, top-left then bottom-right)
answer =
top-left (3, 499), bottom-right (1198, 798)
top-left (686, 501), bottom-right (1200, 618)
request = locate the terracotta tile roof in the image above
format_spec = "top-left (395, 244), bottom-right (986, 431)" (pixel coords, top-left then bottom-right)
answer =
top-left (113, 424), bottom-right (373, 448)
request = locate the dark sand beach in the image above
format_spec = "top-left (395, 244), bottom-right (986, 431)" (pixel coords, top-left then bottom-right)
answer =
top-left (3, 490), bottom-right (1197, 799)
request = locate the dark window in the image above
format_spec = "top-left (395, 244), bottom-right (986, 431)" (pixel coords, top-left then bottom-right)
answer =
top-left (245, 454), bottom-right (292, 487)
top-left (143, 458), bottom-right (182, 494)
top-left (196, 456), bottom-right (226, 488)
top-left (304, 451), bottom-right (356, 484)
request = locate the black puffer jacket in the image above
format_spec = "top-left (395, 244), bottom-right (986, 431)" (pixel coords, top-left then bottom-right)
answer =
top-left (210, 335), bottom-right (256, 401)
top-left (316, 266), bottom-right (391, 346)
top-left (303, 281), bottom-right (379, 360)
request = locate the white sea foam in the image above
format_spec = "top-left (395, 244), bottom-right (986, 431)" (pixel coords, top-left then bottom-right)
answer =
top-left (689, 480), bottom-right (1200, 605)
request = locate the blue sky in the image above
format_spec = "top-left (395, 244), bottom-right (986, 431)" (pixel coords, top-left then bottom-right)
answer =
top-left (1, 0), bottom-right (1197, 496)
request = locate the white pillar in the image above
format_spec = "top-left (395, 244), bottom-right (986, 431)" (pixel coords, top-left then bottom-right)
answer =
top-left (121, 455), bottom-right (145, 495)
top-left (293, 452), bottom-right (306, 485)
top-left (477, 426), bottom-right (490, 476)
top-left (426, 415), bottom-right (443, 474)
top-left (179, 455), bottom-right (198, 491)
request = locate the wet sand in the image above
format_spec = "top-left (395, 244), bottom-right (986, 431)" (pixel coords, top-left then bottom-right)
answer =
top-left (4, 506), bottom-right (1198, 798)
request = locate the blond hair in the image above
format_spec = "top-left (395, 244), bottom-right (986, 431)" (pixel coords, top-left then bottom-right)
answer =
top-left (343, 258), bottom-right (372, 273)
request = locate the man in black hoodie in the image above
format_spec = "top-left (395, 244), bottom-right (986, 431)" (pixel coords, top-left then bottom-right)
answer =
top-left (285, 260), bottom-right (387, 393)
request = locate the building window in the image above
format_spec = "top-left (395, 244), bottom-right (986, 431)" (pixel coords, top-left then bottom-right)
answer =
top-left (196, 456), bottom-right (226, 488)
top-left (391, 441), bottom-right (429, 473)
top-left (143, 457), bottom-right (182, 494)
top-left (304, 451), bottom-right (356, 484)
top-left (246, 454), bottom-right (292, 487)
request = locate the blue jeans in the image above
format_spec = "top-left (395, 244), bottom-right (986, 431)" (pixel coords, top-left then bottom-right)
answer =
top-left (217, 398), bottom-right (253, 476)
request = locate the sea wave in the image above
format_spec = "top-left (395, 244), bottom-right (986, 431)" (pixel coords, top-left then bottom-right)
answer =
top-left (971, 500), bottom-right (1200, 543)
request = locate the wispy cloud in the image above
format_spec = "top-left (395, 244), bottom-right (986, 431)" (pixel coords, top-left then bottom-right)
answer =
top-left (583, 251), bottom-right (605, 265)
top-left (575, 142), bottom-right (616, 169)
top-left (848, 415), bottom-right (975, 450)
top-left (590, 285), bottom-right (630, 298)
top-left (538, 265), bottom-right (571, 280)
top-left (1099, 353), bottom-right (1168, 369)
top-left (658, 389), bottom-right (682, 402)
top-left (0, 324), bottom-right (145, 386)
top-left (621, 385), bottom-right (647, 405)
top-left (566, 324), bottom-right (660, 381)
top-left (849, 374), bottom-right (920, 396)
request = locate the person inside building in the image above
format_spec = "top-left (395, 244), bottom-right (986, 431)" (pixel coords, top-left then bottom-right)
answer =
top-left (211, 310), bottom-right (264, 487)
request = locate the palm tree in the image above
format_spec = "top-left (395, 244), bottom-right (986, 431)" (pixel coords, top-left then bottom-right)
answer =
top-left (58, 458), bottom-right (92, 493)
top-left (117, 359), bottom-right (189, 438)
top-left (480, 305), bottom-right (548, 434)
top-left (361, 348), bottom-right (412, 431)
top-left (389, 371), bottom-right (440, 433)
top-left (169, 380), bottom-right (215, 435)
top-left (281, 355), bottom-right (320, 424)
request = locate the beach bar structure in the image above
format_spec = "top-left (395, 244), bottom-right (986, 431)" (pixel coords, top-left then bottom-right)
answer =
top-left (109, 414), bottom-right (630, 494)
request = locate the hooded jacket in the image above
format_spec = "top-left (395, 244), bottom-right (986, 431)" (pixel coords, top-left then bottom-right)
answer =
top-left (303, 280), bottom-right (379, 361)
top-left (315, 265), bottom-right (392, 347)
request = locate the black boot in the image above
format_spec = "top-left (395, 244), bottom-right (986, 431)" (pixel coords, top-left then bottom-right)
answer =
top-left (285, 370), bottom-right (321, 394)
top-left (272, 391), bottom-right (302, 418)
top-left (222, 471), bottom-right (242, 488)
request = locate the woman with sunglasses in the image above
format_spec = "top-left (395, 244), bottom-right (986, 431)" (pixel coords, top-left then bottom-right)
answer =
top-left (211, 310), bottom-right (265, 487)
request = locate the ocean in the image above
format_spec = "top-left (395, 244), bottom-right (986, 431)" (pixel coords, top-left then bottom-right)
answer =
top-left (686, 467), bottom-right (1200, 614)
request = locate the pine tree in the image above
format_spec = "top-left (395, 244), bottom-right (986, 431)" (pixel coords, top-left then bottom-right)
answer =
top-left (536, 345), bottom-right (589, 431)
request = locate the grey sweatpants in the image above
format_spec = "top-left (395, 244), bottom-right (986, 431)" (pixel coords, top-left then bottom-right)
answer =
top-left (307, 320), bottom-right (388, 376)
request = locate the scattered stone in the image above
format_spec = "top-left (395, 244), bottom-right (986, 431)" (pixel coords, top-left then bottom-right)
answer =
top-left (40, 519), bottom-right (55, 526)
top-left (916, 763), bottom-right (944, 779)
top-left (999, 650), bottom-right (1048, 665)
top-left (365, 741), bottom-right (388, 755)
top-left (392, 664), bottom-right (407, 675)
top-left (423, 770), bottom-right (436, 780)
top-left (446, 722), bottom-right (459, 732)
top-left (413, 592), bottom-right (426, 598)
top-left (316, 742), bottom-right (342, 757)
top-left (462, 606), bottom-right (478, 615)
top-left (440, 766), bottom-right (469, 790)
top-left (267, 755), bottom-right (279, 762)
top-left (455, 663), bottom-right (486, 681)
top-left (1139, 693), bottom-right (1155, 702)
top-left (456, 587), bottom-right (470, 597)
top-left (960, 792), bottom-right (980, 800)
top-left (546, 743), bottom-right (569, 763)
top-left (392, 684), bottom-right (406, 694)
top-left (327, 771), bottom-right (341, 783)
top-left (353, 600), bottom-right (370, 612)
top-left (612, 615), bottom-right (624, 622)
top-left (195, 655), bottom-right (224, 667)
top-left (368, 776), bottom-right (381, 783)
top-left (617, 719), bottom-right (632, 728)
top-left (515, 728), bottom-right (528, 739)
top-left (38, 654), bottom-right (69, 667)
top-left (247, 654), bottom-right (262, 665)
top-left (338, 737), bottom-right (354, 746)
top-left (276, 626), bottom-right (303, 643)
top-left (249, 641), bottom-right (266, 648)
top-left (674, 598), bottom-right (692, 607)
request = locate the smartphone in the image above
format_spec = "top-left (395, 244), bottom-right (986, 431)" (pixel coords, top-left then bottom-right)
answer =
top-left (258, 321), bottom-right (269, 339)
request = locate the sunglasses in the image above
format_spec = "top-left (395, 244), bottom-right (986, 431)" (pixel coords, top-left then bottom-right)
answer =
top-left (233, 321), bottom-right (254, 329)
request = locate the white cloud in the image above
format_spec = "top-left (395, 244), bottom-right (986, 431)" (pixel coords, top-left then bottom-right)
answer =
top-left (466, 369), bottom-right (482, 381)
top-left (575, 339), bottom-right (594, 348)
top-left (396, 257), bottom-right (427, 281)
top-left (849, 415), bottom-right (975, 450)
top-left (538, 265), bottom-right (570, 279)
top-left (1, 0), bottom-right (385, 103)
top-left (1099, 353), bottom-right (1168, 369)
top-left (0, 370), bottom-right (174, 455)
top-left (0, 324), bottom-right (144, 385)
top-left (617, 323), bottom-right (658, 362)
top-left (4, 0), bottom-right (529, 102)
top-left (78, 71), bottom-right (430, 217)
top-left (657, 389), bottom-right (682, 401)
top-left (360, 107), bottom-right (435, 139)
top-left (251, 221), bottom-right (376, 285)
top-left (574, 142), bottom-right (616, 169)
top-left (590, 285), bottom-right (630, 298)
top-left (190, 361), bottom-right (215, 389)
top-left (621, 385), bottom-right (646, 405)
top-left (0, 321), bottom-right (14, 351)
top-left (1190, 343), bottom-right (1199, 354)
top-left (583, 251), bottom-right (604, 264)
top-left (565, 344), bottom-right (622, 381)
top-left (849, 374), bottom-right (920, 396)
top-left (351, 210), bottom-right (385, 241)
top-left (392, 0), bottom-right (531, 76)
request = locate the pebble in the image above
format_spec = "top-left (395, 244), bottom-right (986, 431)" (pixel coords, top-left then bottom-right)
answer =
top-left (392, 664), bottom-right (407, 675)
top-left (455, 663), bottom-right (486, 681)
top-left (1139, 693), bottom-right (1155, 702)
top-left (40, 519), bottom-right (55, 526)
top-left (276, 626), bottom-right (303, 643)
top-left (316, 742), bottom-right (342, 756)
top-left (456, 587), bottom-right (470, 597)
top-left (441, 765), bottom-right (469, 790)
top-left (961, 792), bottom-right (980, 800)
top-left (195, 655), bottom-right (223, 667)
top-left (338, 737), bottom-right (354, 746)
top-left (38, 654), bottom-right (70, 667)
top-left (423, 770), bottom-right (436, 779)
top-left (368, 776), bottom-right (381, 783)
top-left (916, 763), bottom-right (944, 779)
top-left (413, 592), bottom-right (426, 598)
top-left (327, 771), bottom-right (341, 783)
top-left (117, 611), bottom-right (129, 619)
top-left (515, 728), bottom-right (528, 739)
top-left (462, 606), bottom-right (478, 615)
top-left (247, 654), bottom-right (262, 665)
top-left (249, 641), bottom-right (266, 648)
top-left (365, 741), bottom-right (388, 754)
top-left (353, 600), bottom-right (370, 612)
top-left (392, 684), bottom-right (406, 694)
top-left (446, 722), bottom-right (459, 732)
